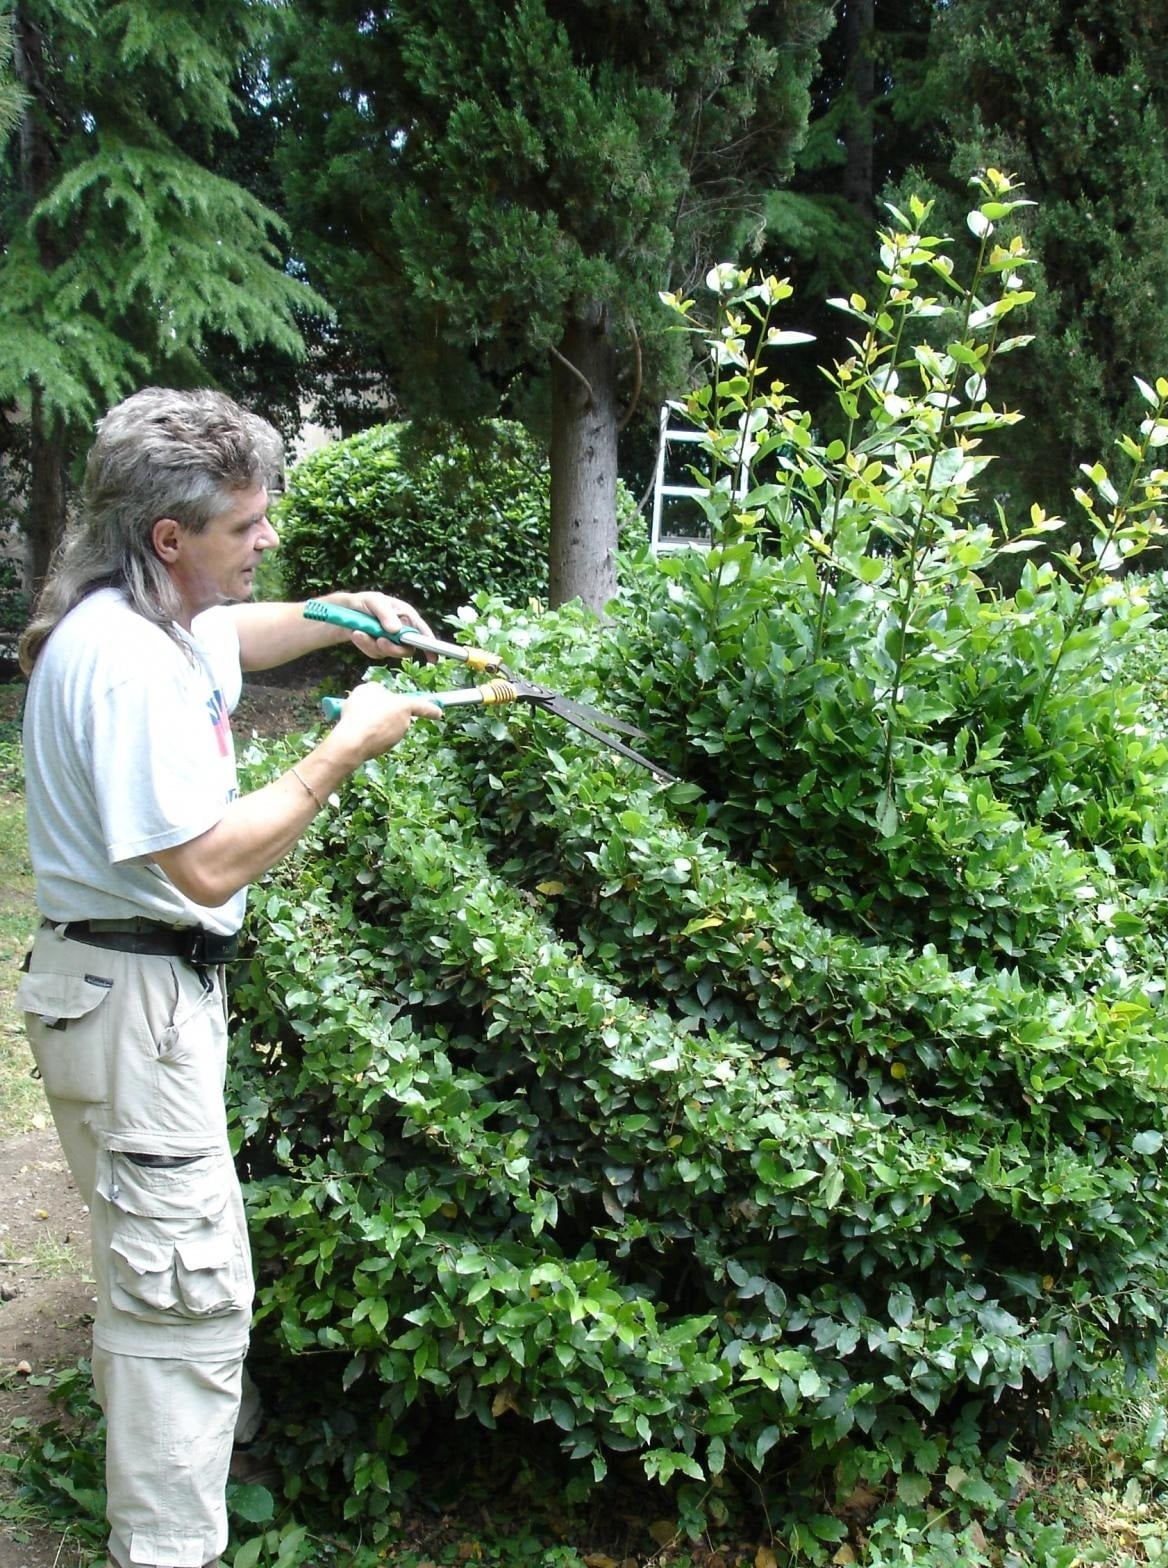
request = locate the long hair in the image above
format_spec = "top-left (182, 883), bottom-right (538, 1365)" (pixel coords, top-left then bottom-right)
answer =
top-left (19, 387), bottom-right (283, 673)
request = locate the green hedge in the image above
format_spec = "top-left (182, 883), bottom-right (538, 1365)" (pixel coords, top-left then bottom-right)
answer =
top-left (274, 421), bottom-right (548, 622)
top-left (227, 179), bottom-right (1168, 1558)
top-left (229, 583), bottom-right (1168, 1542)
top-left (274, 420), bottom-right (638, 624)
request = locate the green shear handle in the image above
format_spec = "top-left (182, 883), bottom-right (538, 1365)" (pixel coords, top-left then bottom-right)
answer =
top-left (304, 599), bottom-right (502, 670)
top-left (320, 680), bottom-right (519, 722)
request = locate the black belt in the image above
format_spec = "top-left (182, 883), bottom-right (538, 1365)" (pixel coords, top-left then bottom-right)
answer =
top-left (57, 919), bottom-right (241, 964)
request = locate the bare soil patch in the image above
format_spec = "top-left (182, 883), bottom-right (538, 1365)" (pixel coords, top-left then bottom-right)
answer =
top-left (232, 665), bottom-right (331, 741)
top-left (0, 1127), bottom-right (94, 1568)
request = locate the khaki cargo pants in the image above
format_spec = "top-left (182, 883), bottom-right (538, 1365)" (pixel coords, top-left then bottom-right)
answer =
top-left (18, 924), bottom-right (257, 1568)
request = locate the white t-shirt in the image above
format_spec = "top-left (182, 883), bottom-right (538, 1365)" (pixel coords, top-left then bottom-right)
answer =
top-left (24, 587), bottom-right (246, 935)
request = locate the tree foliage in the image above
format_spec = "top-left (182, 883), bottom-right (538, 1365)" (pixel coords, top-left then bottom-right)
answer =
top-left (0, 0), bottom-right (327, 576)
top-left (885, 0), bottom-right (1168, 543)
top-left (272, 0), bottom-right (834, 608)
top-left (759, 0), bottom-right (939, 408)
top-left (276, 0), bottom-right (834, 419)
top-left (0, 3), bottom-right (24, 140)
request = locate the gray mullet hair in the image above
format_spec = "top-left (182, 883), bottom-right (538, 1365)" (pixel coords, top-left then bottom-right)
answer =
top-left (19, 386), bottom-right (283, 674)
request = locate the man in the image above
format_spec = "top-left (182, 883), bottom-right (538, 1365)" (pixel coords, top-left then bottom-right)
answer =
top-left (16, 386), bottom-right (441, 1568)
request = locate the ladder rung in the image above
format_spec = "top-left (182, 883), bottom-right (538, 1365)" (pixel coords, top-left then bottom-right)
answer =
top-left (651, 405), bottom-right (752, 555)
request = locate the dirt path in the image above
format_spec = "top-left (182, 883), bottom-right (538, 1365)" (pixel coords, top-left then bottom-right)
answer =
top-left (0, 1121), bottom-right (94, 1568)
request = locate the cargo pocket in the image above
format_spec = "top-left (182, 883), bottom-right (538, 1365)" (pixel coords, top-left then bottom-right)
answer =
top-left (100, 1151), bottom-right (251, 1324)
top-left (17, 969), bottom-right (113, 1103)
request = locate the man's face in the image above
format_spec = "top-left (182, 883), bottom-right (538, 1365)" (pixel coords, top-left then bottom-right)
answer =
top-left (160, 485), bottom-right (278, 621)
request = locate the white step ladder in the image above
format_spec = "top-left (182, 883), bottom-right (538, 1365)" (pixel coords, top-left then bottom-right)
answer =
top-left (649, 405), bottom-right (756, 553)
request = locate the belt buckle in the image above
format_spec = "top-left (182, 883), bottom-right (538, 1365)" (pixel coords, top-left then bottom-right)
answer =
top-left (186, 928), bottom-right (213, 965)
top-left (185, 928), bottom-right (238, 965)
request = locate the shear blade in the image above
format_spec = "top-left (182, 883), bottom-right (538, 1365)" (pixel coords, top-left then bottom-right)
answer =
top-left (543, 691), bottom-right (652, 740)
top-left (539, 702), bottom-right (675, 783)
top-left (498, 676), bottom-right (674, 782)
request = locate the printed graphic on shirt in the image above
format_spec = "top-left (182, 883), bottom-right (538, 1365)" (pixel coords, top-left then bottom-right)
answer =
top-left (207, 687), bottom-right (233, 759)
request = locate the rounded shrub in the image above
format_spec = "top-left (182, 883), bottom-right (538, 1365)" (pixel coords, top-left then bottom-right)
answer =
top-left (274, 421), bottom-right (552, 622)
top-left (227, 179), bottom-right (1168, 1558)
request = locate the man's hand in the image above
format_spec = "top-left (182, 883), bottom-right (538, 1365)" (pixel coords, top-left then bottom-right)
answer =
top-left (329, 680), bottom-right (443, 762)
top-left (340, 591), bottom-right (438, 663)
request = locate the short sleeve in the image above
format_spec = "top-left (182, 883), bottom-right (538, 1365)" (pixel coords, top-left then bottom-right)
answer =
top-left (92, 642), bottom-right (238, 864)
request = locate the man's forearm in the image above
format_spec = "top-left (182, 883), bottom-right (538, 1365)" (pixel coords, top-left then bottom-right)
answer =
top-left (230, 598), bottom-right (349, 671)
top-left (230, 590), bottom-right (436, 671)
top-left (149, 681), bottom-right (442, 910)
top-left (149, 736), bottom-right (358, 906)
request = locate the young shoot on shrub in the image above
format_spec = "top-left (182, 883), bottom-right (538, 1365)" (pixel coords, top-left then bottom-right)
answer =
top-left (658, 172), bottom-right (1051, 799)
top-left (1031, 376), bottom-right (1168, 720)
top-left (657, 170), bottom-right (1168, 807)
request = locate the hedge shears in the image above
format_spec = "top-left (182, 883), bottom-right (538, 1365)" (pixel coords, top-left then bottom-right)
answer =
top-left (304, 600), bottom-right (676, 784)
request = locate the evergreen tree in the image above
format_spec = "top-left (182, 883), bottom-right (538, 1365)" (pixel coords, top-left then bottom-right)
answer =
top-left (274, 0), bottom-right (833, 610)
top-left (900, 0), bottom-right (1168, 538)
top-left (759, 0), bottom-right (939, 416)
top-left (0, 0), bottom-right (327, 584)
top-left (0, 3), bottom-right (24, 140)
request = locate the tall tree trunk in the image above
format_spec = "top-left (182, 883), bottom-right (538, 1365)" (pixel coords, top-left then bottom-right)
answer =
top-left (27, 388), bottom-right (68, 590)
top-left (548, 302), bottom-right (619, 613)
top-left (14, 4), bottom-right (69, 597)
